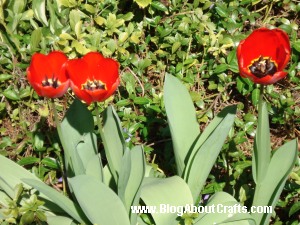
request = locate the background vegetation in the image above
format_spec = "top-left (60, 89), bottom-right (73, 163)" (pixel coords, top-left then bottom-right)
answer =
top-left (0, 0), bottom-right (299, 224)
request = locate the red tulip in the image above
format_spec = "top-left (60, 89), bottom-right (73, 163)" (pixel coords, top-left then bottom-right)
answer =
top-left (27, 51), bottom-right (69, 98)
top-left (237, 28), bottom-right (290, 85)
top-left (64, 52), bottom-right (119, 105)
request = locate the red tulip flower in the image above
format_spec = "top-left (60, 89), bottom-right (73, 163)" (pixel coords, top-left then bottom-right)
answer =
top-left (64, 52), bottom-right (119, 105)
top-left (27, 51), bottom-right (69, 98)
top-left (237, 28), bottom-right (291, 85)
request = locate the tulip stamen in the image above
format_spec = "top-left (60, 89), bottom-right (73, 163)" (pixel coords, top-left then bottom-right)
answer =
top-left (82, 80), bottom-right (106, 91)
top-left (249, 56), bottom-right (277, 78)
top-left (41, 75), bottom-right (61, 88)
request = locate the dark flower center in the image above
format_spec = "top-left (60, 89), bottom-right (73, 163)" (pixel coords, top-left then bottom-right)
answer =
top-left (42, 75), bottom-right (61, 88)
top-left (82, 80), bottom-right (106, 91)
top-left (249, 56), bottom-right (277, 78)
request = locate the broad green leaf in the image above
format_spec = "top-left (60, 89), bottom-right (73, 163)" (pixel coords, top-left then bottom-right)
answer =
top-left (140, 176), bottom-right (193, 225)
top-left (102, 106), bottom-right (125, 183)
top-left (0, 189), bottom-right (10, 207)
top-left (195, 192), bottom-right (255, 224)
top-left (85, 154), bottom-right (103, 182)
top-left (252, 100), bottom-right (271, 184)
top-left (184, 106), bottom-right (236, 201)
top-left (60, 99), bottom-right (94, 177)
top-left (76, 133), bottom-right (98, 169)
top-left (0, 155), bottom-right (41, 198)
top-left (118, 149), bottom-right (131, 208)
top-left (102, 165), bottom-right (117, 191)
top-left (22, 178), bottom-right (88, 224)
top-left (118, 146), bottom-right (145, 225)
top-left (128, 146), bottom-right (145, 225)
top-left (46, 215), bottom-right (77, 225)
top-left (0, 155), bottom-right (69, 217)
top-left (164, 74), bottom-right (199, 176)
top-left (69, 175), bottom-right (130, 225)
top-left (251, 139), bottom-right (297, 225)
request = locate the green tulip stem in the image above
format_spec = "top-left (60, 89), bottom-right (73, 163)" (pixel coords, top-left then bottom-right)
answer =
top-left (95, 102), bottom-right (105, 143)
top-left (258, 85), bottom-right (264, 115)
top-left (51, 99), bottom-right (67, 195)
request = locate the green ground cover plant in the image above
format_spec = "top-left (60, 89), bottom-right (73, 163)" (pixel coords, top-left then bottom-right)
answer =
top-left (0, 0), bottom-right (300, 224)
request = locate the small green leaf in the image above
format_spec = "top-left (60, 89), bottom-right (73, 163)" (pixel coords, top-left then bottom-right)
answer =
top-left (151, 1), bottom-right (168, 11)
top-left (94, 16), bottom-right (105, 26)
top-left (3, 88), bottom-right (20, 101)
top-left (116, 99), bottom-right (131, 106)
top-left (134, 0), bottom-right (152, 8)
top-left (32, 0), bottom-right (48, 25)
top-left (215, 4), bottom-right (228, 17)
top-left (30, 28), bottom-right (42, 52)
top-left (83, 4), bottom-right (95, 14)
top-left (122, 12), bottom-right (134, 21)
top-left (41, 157), bottom-right (59, 169)
top-left (289, 201), bottom-right (300, 217)
top-left (0, 74), bottom-right (13, 82)
top-left (214, 64), bottom-right (228, 74)
top-left (133, 97), bottom-right (150, 105)
top-left (18, 157), bottom-right (39, 166)
top-left (20, 211), bottom-right (35, 225)
top-left (292, 40), bottom-right (300, 52)
top-left (171, 42), bottom-right (181, 54)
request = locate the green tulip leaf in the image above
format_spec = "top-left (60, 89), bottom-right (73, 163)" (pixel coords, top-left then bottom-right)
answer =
top-left (118, 146), bottom-right (145, 225)
top-left (195, 192), bottom-right (255, 225)
top-left (68, 175), bottom-right (130, 225)
top-left (46, 215), bottom-right (77, 225)
top-left (102, 105), bottom-right (125, 184)
top-left (60, 99), bottom-right (95, 177)
top-left (184, 105), bottom-right (236, 201)
top-left (164, 74), bottom-right (199, 176)
top-left (140, 176), bottom-right (193, 225)
top-left (251, 138), bottom-right (297, 225)
top-left (85, 153), bottom-right (103, 182)
top-left (252, 100), bottom-right (271, 184)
